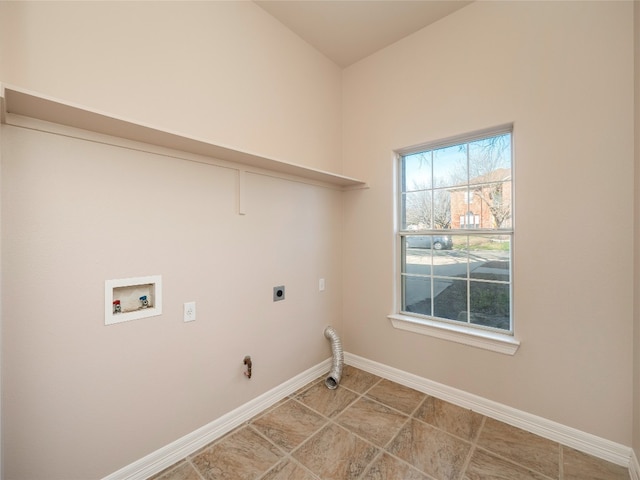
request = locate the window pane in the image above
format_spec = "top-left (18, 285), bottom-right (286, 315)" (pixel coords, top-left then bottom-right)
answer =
top-left (398, 129), bottom-right (513, 333)
top-left (433, 247), bottom-right (467, 278)
top-left (432, 188), bottom-right (451, 229)
top-left (468, 133), bottom-right (511, 181)
top-left (406, 235), bottom-right (453, 252)
top-left (402, 276), bottom-right (432, 316)
top-left (470, 281), bottom-right (510, 330)
top-left (433, 144), bottom-right (466, 188)
top-left (488, 181), bottom-right (511, 229)
top-left (403, 238), bottom-right (431, 275)
top-left (469, 235), bottom-right (510, 282)
top-left (403, 191), bottom-right (432, 230)
top-left (433, 278), bottom-right (467, 322)
top-left (402, 152), bottom-right (432, 193)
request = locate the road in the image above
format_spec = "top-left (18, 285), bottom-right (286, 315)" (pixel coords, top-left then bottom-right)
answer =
top-left (403, 248), bottom-right (509, 310)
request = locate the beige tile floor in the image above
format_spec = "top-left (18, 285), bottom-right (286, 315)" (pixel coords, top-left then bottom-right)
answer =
top-left (150, 366), bottom-right (630, 480)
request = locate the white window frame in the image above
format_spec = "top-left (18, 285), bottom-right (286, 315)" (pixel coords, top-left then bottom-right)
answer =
top-left (388, 125), bottom-right (520, 355)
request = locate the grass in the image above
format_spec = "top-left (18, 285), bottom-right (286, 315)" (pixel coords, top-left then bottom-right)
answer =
top-left (452, 237), bottom-right (510, 251)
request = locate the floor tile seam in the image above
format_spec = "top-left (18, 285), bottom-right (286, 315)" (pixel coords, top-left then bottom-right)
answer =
top-left (251, 395), bottom-right (331, 430)
top-left (457, 444), bottom-right (477, 480)
top-left (252, 396), bottom-right (294, 423)
top-left (321, 416), bottom-right (389, 474)
top-left (411, 392), bottom-right (429, 416)
top-left (213, 423), bottom-right (288, 477)
top-left (309, 382), bottom-right (370, 421)
top-left (146, 460), bottom-right (189, 480)
top-left (257, 454), bottom-right (322, 480)
top-left (288, 377), bottom-right (325, 399)
top-left (289, 456), bottom-right (323, 480)
top-left (336, 412), bottom-right (435, 479)
top-left (371, 388), bottom-right (429, 418)
top-left (290, 379), bottom-right (366, 417)
top-left (378, 403), bottom-right (415, 451)
top-left (409, 411), bottom-right (484, 446)
top-left (471, 443), bottom-right (559, 480)
top-left (288, 420), bottom-right (382, 480)
top-left (471, 415), bottom-right (486, 445)
top-left (353, 447), bottom-right (440, 480)
top-left (353, 448), bottom-right (386, 480)
top-left (377, 435), bottom-right (440, 480)
top-left (336, 390), bottom-right (413, 425)
top-left (360, 390), bottom-right (420, 419)
top-left (245, 419), bottom-right (329, 467)
top-left (324, 416), bottom-right (384, 453)
top-left (379, 415), bottom-right (478, 480)
top-left (348, 373), bottom-right (384, 397)
top-left (288, 395), bottom-right (341, 424)
top-left (456, 415), bottom-right (486, 479)
top-left (184, 458), bottom-right (208, 480)
top-left (185, 420), bottom-right (254, 461)
top-left (284, 415), bottom-right (344, 463)
top-left (342, 383), bottom-right (369, 409)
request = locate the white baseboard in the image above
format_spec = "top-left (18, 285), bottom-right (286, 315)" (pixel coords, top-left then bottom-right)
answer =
top-left (102, 359), bottom-right (330, 480)
top-left (104, 353), bottom-right (634, 479)
top-left (630, 449), bottom-right (640, 480)
top-left (344, 352), bottom-right (632, 468)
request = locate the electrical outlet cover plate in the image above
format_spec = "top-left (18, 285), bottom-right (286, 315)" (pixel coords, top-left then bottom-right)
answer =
top-left (184, 301), bottom-right (196, 322)
top-left (273, 286), bottom-right (285, 302)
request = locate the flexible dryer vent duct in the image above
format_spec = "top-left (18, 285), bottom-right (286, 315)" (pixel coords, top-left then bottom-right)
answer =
top-left (324, 326), bottom-right (343, 389)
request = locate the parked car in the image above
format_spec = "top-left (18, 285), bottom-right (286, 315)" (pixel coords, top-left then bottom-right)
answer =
top-left (406, 235), bottom-right (453, 250)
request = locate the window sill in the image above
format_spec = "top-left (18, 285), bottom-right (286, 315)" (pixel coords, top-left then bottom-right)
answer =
top-left (387, 314), bottom-right (520, 355)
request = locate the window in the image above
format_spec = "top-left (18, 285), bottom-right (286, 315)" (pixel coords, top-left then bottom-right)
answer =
top-left (396, 126), bottom-right (514, 338)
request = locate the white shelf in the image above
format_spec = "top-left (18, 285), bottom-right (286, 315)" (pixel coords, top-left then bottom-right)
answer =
top-left (0, 84), bottom-right (367, 189)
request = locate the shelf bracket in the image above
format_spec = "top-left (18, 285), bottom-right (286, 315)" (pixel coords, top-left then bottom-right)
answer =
top-left (238, 168), bottom-right (247, 215)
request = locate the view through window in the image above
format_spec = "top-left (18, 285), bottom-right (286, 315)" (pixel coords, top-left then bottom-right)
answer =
top-left (398, 127), bottom-right (513, 332)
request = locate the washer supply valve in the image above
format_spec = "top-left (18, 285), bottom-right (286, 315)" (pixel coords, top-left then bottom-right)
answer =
top-left (139, 295), bottom-right (149, 309)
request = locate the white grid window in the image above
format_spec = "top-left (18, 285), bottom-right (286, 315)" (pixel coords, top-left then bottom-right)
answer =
top-left (397, 126), bottom-right (514, 333)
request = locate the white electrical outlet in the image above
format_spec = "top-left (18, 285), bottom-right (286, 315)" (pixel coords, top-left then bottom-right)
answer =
top-left (319, 278), bottom-right (325, 291)
top-left (184, 302), bottom-right (196, 322)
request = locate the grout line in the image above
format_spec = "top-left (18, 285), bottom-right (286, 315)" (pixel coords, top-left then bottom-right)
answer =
top-left (470, 444), bottom-right (558, 480)
top-left (185, 459), bottom-right (207, 480)
top-left (458, 445), bottom-right (477, 480)
top-left (166, 367), bottom-right (577, 480)
top-left (348, 391), bottom-right (432, 479)
top-left (457, 415), bottom-right (486, 480)
top-left (355, 449), bottom-right (385, 480)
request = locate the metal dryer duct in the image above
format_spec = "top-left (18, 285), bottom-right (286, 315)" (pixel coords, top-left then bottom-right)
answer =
top-left (324, 326), bottom-right (343, 389)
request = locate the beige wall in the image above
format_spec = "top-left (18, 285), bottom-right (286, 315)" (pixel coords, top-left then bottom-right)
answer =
top-left (1, 126), bottom-right (344, 479)
top-left (0, 2), bottom-right (344, 479)
top-left (1, 0), bottom-right (638, 478)
top-left (342, 0), bottom-right (635, 445)
top-left (0, 1), bottom-right (342, 173)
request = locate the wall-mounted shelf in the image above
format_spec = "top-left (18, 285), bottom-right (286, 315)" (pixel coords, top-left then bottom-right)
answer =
top-left (0, 84), bottom-right (367, 190)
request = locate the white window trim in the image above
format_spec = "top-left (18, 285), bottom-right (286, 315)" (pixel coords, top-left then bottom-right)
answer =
top-left (387, 313), bottom-right (520, 355)
top-left (392, 124), bottom-right (520, 355)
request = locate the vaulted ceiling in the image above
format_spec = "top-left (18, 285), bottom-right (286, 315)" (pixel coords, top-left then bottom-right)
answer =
top-left (254, 1), bottom-right (473, 67)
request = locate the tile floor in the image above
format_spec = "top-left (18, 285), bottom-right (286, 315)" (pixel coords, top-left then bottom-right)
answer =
top-left (150, 366), bottom-right (630, 480)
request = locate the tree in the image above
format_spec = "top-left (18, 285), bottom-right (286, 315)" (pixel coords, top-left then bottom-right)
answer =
top-left (453, 134), bottom-right (512, 229)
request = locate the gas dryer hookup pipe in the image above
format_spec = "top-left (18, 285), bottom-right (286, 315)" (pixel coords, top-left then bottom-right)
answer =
top-left (324, 326), bottom-right (343, 390)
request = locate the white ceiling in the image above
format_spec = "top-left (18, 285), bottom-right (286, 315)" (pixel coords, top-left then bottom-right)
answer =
top-left (254, 1), bottom-right (473, 67)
